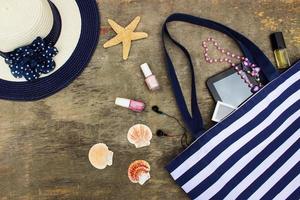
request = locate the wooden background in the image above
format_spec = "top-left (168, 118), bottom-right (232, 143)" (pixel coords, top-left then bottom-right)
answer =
top-left (0, 0), bottom-right (299, 199)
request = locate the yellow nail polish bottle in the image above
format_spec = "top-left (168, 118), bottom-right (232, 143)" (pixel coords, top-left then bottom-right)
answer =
top-left (270, 32), bottom-right (290, 70)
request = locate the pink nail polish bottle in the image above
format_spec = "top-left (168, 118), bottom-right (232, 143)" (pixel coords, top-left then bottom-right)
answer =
top-left (115, 97), bottom-right (145, 112)
top-left (140, 63), bottom-right (160, 91)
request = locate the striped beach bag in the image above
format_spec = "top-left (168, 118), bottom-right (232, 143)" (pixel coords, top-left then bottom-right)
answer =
top-left (163, 13), bottom-right (300, 200)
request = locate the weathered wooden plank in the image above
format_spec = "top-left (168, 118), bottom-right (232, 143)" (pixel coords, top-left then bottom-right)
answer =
top-left (0, 0), bottom-right (299, 199)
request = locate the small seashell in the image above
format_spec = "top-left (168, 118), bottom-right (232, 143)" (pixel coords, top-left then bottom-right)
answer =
top-left (127, 124), bottom-right (152, 148)
top-left (88, 143), bottom-right (113, 170)
top-left (128, 160), bottom-right (151, 185)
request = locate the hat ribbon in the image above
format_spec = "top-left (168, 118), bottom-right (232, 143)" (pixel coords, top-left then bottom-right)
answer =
top-left (0, 1), bottom-right (62, 81)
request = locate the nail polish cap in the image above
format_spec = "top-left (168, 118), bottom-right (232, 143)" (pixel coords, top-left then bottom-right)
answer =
top-left (115, 97), bottom-right (130, 108)
top-left (140, 63), bottom-right (153, 78)
top-left (270, 32), bottom-right (286, 50)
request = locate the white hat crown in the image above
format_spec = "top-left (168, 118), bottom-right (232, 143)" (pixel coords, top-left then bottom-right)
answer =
top-left (0, 0), bottom-right (53, 52)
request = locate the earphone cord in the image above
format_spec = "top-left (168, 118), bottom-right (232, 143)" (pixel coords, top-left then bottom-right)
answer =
top-left (163, 112), bottom-right (190, 148)
top-left (148, 106), bottom-right (190, 148)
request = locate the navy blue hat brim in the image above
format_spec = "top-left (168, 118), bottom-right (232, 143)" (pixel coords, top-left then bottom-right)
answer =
top-left (0, 0), bottom-right (100, 101)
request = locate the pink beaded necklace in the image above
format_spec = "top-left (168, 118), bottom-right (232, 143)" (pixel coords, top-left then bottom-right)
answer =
top-left (202, 37), bottom-right (263, 93)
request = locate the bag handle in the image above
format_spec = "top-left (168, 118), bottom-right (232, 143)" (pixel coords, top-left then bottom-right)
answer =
top-left (162, 13), bottom-right (279, 138)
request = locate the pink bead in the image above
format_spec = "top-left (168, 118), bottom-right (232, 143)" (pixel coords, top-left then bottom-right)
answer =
top-left (209, 60), bottom-right (213, 63)
top-left (234, 66), bottom-right (239, 70)
top-left (221, 49), bottom-right (225, 53)
top-left (237, 71), bottom-right (241, 75)
top-left (205, 48), bottom-right (208, 52)
top-left (231, 63), bottom-right (235, 67)
top-left (211, 38), bottom-right (215, 41)
top-left (224, 58), bottom-right (228, 61)
top-left (237, 56), bottom-right (240, 59)
top-left (243, 61), bottom-right (249, 67)
top-left (217, 47), bottom-right (221, 50)
top-left (219, 59), bottom-right (223, 62)
top-left (204, 53), bottom-right (208, 56)
top-left (214, 59), bottom-right (218, 62)
top-left (231, 54), bottom-right (235, 57)
top-left (251, 85), bottom-right (260, 93)
top-left (208, 37), bottom-right (212, 41)
top-left (226, 52), bottom-right (231, 55)
top-left (228, 59), bottom-right (232, 63)
top-left (254, 67), bottom-right (261, 73)
top-left (205, 57), bottom-right (210, 61)
top-left (214, 42), bottom-right (218, 46)
top-left (249, 84), bottom-right (254, 87)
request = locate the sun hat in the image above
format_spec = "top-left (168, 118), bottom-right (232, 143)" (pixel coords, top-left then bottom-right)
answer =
top-left (0, 0), bottom-right (100, 101)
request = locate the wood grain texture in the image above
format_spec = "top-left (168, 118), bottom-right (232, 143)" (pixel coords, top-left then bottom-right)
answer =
top-left (0, 0), bottom-right (299, 199)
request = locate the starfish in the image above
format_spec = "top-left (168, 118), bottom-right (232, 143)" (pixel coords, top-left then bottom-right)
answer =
top-left (103, 16), bottom-right (148, 60)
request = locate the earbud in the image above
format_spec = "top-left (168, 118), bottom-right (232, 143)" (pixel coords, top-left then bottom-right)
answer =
top-left (152, 106), bottom-right (164, 114)
top-left (152, 105), bottom-right (189, 148)
top-left (156, 129), bottom-right (169, 137)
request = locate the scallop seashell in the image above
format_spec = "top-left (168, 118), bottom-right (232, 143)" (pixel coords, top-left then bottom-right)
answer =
top-left (128, 160), bottom-right (151, 185)
top-left (127, 124), bottom-right (152, 148)
top-left (88, 143), bottom-right (113, 170)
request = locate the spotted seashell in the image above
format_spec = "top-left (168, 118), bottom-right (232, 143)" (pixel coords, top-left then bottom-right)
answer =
top-left (128, 160), bottom-right (151, 185)
top-left (127, 124), bottom-right (152, 148)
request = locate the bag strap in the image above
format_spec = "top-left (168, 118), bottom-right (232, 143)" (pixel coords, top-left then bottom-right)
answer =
top-left (162, 13), bottom-right (279, 138)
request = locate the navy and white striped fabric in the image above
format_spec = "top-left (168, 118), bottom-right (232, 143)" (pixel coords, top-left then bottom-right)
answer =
top-left (162, 14), bottom-right (300, 200)
top-left (166, 61), bottom-right (300, 199)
